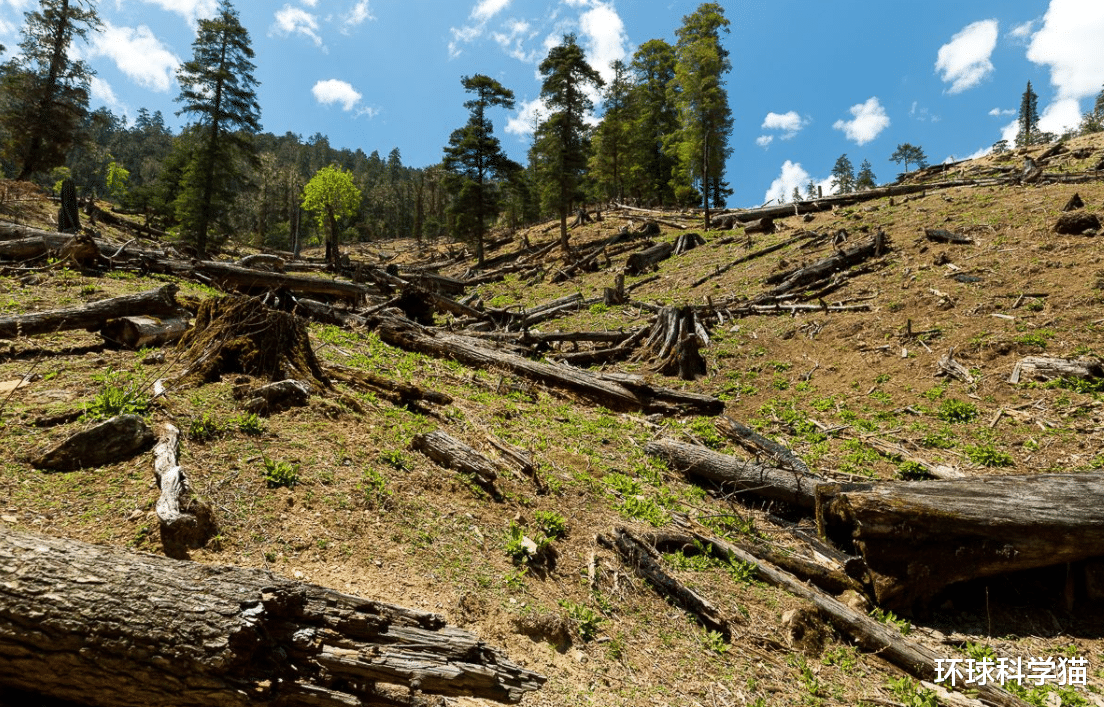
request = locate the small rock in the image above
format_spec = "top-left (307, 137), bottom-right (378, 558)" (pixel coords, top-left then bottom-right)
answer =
top-left (0, 515), bottom-right (17, 523)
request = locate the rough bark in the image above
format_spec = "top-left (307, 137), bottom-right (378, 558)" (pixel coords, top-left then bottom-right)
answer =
top-left (639, 306), bottom-right (709, 380)
top-left (100, 314), bottom-right (190, 349)
top-left (192, 261), bottom-right (379, 302)
top-left (815, 472), bottom-right (1104, 610)
top-left (714, 416), bottom-right (810, 475)
top-left (1008, 355), bottom-right (1104, 384)
top-left (412, 430), bottom-right (502, 500)
top-left (30, 415), bottom-right (156, 472)
top-left (152, 423), bottom-right (217, 556)
top-left (0, 526), bottom-right (545, 706)
top-left (0, 284), bottom-right (180, 339)
top-left (766, 231), bottom-right (888, 296)
top-left (645, 437), bottom-right (822, 509)
top-left (624, 241), bottom-right (674, 275)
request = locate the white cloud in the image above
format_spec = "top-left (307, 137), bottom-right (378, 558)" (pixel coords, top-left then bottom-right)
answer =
top-left (1039, 97), bottom-right (1083, 135)
top-left (579, 2), bottom-right (629, 82)
top-left (312, 79), bottom-right (362, 111)
top-left (763, 160), bottom-right (824, 205)
top-left (493, 19), bottom-right (539, 62)
top-left (272, 5), bottom-right (323, 47)
top-left (833, 97), bottom-right (890, 145)
top-left (1009, 20), bottom-right (1035, 41)
top-left (87, 23), bottom-right (180, 93)
top-left (506, 97), bottom-right (547, 137)
top-left (1027, 0), bottom-right (1104, 101)
top-left (935, 19), bottom-right (998, 94)
top-left (137, 0), bottom-right (218, 24)
top-left (90, 76), bottom-right (125, 114)
top-left (988, 107), bottom-right (1015, 116)
top-left (757, 111), bottom-right (806, 148)
top-left (472, 0), bottom-right (511, 22)
top-left (755, 135), bottom-right (773, 148)
top-left (343, 1), bottom-right (375, 31)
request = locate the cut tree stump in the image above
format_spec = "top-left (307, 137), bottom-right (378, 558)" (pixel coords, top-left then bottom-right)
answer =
top-left (0, 526), bottom-right (545, 706)
top-left (815, 472), bottom-right (1104, 610)
top-left (672, 232), bottom-right (706, 254)
top-left (1054, 211), bottom-right (1101, 235)
top-left (1062, 193), bottom-right (1085, 211)
top-left (30, 414), bottom-right (156, 472)
top-left (0, 283), bottom-right (181, 339)
top-left (645, 437), bottom-right (822, 509)
top-left (639, 306), bottom-right (709, 380)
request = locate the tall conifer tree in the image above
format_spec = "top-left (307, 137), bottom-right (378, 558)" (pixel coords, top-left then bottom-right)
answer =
top-left (628, 39), bottom-right (678, 206)
top-left (530, 34), bottom-right (603, 252)
top-left (174, 0), bottom-right (261, 256)
top-left (0, 0), bottom-right (101, 180)
top-left (442, 74), bottom-right (516, 265)
top-left (669, 2), bottom-right (732, 228)
top-left (1016, 81), bottom-right (1040, 148)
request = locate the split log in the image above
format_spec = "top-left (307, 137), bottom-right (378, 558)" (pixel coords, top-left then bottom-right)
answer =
top-left (152, 422), bottom-right (216, 556)
top-left (0, 283), bottom-right (180, 339)
top-left (766, 231), bottom-right (888, 296)
top-left (100, 313), bottom-right (190, 349)
top-left (326, 364), bottom-right (452, 408)
top-left (1008, 355), bottom-right (1104, 384)
top-left (715, 416), bottom-right (810, 474)
top-left (936, 347), bottom-right (976, 385)
top-left (815, 472), bottom-right (1104, 610)
top-left (0, 526), bottom-right (545, 706)
top-left (661, 528), bottom-right (1031, 707)
top-left (412, 430), bottom-right (501, 500)
top-left (924, 228), bottom-right (973, 245)
top-left (596, 526), bottom-right (742, 638)
top-left (624, 241), bottom-right (674, 275)
top-left (672, 231), bottom-right (706, 255)
top-left (30, 415), bottom-right (156, 472)
top-left (645, 437), bottom-right (821, 509)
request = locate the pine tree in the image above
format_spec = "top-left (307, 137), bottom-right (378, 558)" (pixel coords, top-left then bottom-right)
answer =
top-left (1080, 84), bottom-right (1104, 134)
top-left (889, 143), bottom-right (928, 173)
top-left (668, 2), bottom-right (733, 228)
top-left (173, 0), bottom-right (261, 257)
top-left (0, 0), bottom-right (101, 180)
top-left (830, 154), bottom-right (855, 194)
top-left (628, 39), bottom-right (678, 205)
top-left (302, 165), bottom-right (362, 265)
top-left (590, 60), bottom-right (633, 204)
top-left (791, 186), bottom-right (802, 203)
top-left (530, 34), bottom-right (603, 251)
top-left (442, 74), bottom-right (517, 265)
top-left (1015, 81), bottom-right (1040, 148)
top-left (855, 159), bottom-right (877, 190)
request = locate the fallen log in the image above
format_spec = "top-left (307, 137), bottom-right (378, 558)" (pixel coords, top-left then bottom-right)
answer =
top-left (690, 231), bottom-right (819, 288)
top-left (1008, 355), bottom-right (1104, 384)
top-left (100, 313), bottom-right (190, 349)
top-left (766, 231), bottom-right (888, 296)
top-left (924, 228), bottom-right (973, 245)
top-left (663, 528), bottom-right (1031, 707)
top-left (152, 422), bottom-right (217, 556)
top-left (741, 217), bottom-right (775, 235)
top-left (597, 526), bottom-right (742, 638)
top-left (0, 526), bottom-right (545, 706)
top-left (853, 435), bottom-right (965, 480)
top-left (645, 437), bottom-right (821, 509)
top-left (715, 416), bottom-right (810, 474)
top-left (815, 472), bottom-right (1104, 610)
top-left (30, 414), bottom-right (156, 472)
top-left (193, 261), bottom-right (379, 303)
top-left (0, 283), bottom-right (181, 339)
top-left (624, 241), bottom-right (674, 275)
top-left (412, 430), bottom-right (502, 500)
top-left (326, 364), bottom-right (452, 407)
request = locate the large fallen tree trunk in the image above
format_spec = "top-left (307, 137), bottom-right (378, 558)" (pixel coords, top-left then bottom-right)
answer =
top-left (190, 261), bottom-right (380, 303)
top-left (0, 283), bottom-right (182, 339)
top-left (815, 472), bottom-right (1104, 610)
top-left (766, 231), bottom-right (888, 296)
top-left (645, 437), bottom-right (822, 509)
top-left (0, 526), bottom-right (545, 706)
top-left (412, 430), bottom-right (503, 500)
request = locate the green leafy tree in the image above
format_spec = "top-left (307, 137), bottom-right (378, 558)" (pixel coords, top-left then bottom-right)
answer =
top-left (302, 164), bottom-right (362, 265)
top-left (530, 34), bottom-right (604, 251)
top-left (105, 159), bottom-right (129, 202)
top-left (173, 0), bottom-right (261, 257)
top-left (889, 143), bottom-right (928, 173)
top-left (442, 74), bottom-right (517, 264)
top-left (626, 39), bottom-right (678, 206)
top-left (668, 2), bottom-right (733, 227)
top-left (0, 0), bottom-right (101, 180)
top-left (1015, 81), bottom-right (1040, 148)
top-left (855, 159), bottom-right (877, 190)
top-left (830, 154), bottom-right (855, 194)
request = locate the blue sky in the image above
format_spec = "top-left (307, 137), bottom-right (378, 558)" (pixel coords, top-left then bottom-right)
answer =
top-left (0, 0), bottom-right (1102, 208)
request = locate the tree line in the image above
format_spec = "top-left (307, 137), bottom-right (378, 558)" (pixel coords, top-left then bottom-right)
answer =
top-left (0, 0), bottom-right (734, 263)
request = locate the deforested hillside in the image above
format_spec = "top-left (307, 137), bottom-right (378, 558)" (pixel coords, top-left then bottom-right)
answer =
top-left (2, 135), bottom-right (1104, 707)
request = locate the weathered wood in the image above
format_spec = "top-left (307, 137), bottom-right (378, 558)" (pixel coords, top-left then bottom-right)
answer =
top-left (1009, 355), bottom-right (1104, 384)
top-left (690, 231), bottom-right (819, 288)
top-left (672, 231), bottom-right (706, 254)
top-left (30, 415), bottom-right (156, 472)
top-left (645, 437), bottom-right (821, 509)
top-left (326, 364), bottom-right (452, 407)
top-left (854, 435), bottom-right (965, 480)
top-left (237, 253), bottom-right (285, 271)
top-left (0, 526), bottom-right (545, 706)
top-left (0, 283), bottom-right (180, 339)
top-left (624, 241), bottom-right (674, 275)
top-left (766, 232), bottom-right (888, 296)
top-left (936, 347), bottom-right (976, 385)
top-left (237, 379), bottom-right (312, 416)
top-left (412, 430), bottom-right (501, 500)
top-left (100, 314), bottom-right (190, 349)
top-left (741, 217), bottom-right (774, 235)
top-left (193, 261), bottom-right (379, 302)
top-left (715, 416), bottom-right (810, 475)
top-left (664, 528), bottom-right (1031, 707)
top-left (924, 228), bottom-right (973, 245)
top-left (639, 306), bottom-right (709, 380)
top-left (815, 472), bottom-right (1104, 609)
top-left (597, 527), bottom-right (742, 638)
top-left (293, 297), bottom-right (370, 329)
top-left (152, 423), bottom-right (217, 556)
